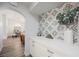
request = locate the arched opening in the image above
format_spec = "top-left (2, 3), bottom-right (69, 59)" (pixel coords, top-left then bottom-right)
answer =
top-left (0, 8), bottom-right (25, 56)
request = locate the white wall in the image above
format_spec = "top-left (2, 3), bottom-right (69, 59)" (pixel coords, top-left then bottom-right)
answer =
top-left (25, 12), bottom-right (39, 56)
top-left (0, 12), bottom-right (4, 51)
top-left (21, 8), bottom-right (39, 56)
top-left (0, 15), bottom-right (3, 39)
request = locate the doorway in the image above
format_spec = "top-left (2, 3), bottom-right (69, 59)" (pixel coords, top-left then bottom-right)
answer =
top-left (0, 9), bottom-right (25, 57)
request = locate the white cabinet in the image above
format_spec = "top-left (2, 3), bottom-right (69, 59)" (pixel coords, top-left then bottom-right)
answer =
top-left (33, 43), bottom-right (48, 57)
top-left (29, 36), bottom-right (79, 57)
top-left (29, 38), bottom-right (69, 57)
top-left (29, 39), bottom-right (49, 57)
top-left (29, 39), bottom-right (60, 57)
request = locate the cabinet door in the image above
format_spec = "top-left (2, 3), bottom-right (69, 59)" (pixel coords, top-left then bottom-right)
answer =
top-left (47, 49), bottom-right (67, 57)
top-left (29, 39), bottom-right (65, 57)
top-left (29, 40), bottom-right (61, 57)
top-left (33, 42), bottom-right (49, 57)
top-left (29, 39), bottom-right (49, 57)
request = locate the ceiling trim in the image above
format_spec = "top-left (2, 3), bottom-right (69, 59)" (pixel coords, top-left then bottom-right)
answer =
top-left (30, 2), bottom-right (39, 11)
top-left (9, 2), bottom-right (18, 7)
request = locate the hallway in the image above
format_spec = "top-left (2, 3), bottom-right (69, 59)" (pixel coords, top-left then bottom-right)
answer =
top-left (0, 37), bottom-right (25, 57)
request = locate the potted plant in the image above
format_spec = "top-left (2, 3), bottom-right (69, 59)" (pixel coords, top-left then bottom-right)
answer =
top-left (56, 7), bottom-right (79, 28)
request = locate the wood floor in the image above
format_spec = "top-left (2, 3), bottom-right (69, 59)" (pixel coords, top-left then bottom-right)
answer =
top-left (0, 37), bottom-right (25, 57)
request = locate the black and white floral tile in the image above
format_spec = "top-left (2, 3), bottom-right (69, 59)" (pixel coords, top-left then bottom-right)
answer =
top-left (39, 3), bottom-right (78, 43)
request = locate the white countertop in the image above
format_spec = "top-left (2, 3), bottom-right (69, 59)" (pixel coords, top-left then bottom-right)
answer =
top-left (30, 36), bottom-right (79, 57)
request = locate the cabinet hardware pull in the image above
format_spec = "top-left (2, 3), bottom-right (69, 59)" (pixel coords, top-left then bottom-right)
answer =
top-left (32, 41), bottom-right (35, 43)
top-left (32, 44), bottom-right (35, 47)
top-left (48, 56), bottom-right (50, 57)
top-left (48, 50), bottom-right (54, 54)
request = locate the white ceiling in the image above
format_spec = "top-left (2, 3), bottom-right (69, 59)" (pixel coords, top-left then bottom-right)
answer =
top-left (0, 2), bottom-right (65, 16)
top-left (18, 2), bottom-right (34, 9)
top-left (17, 2), bottom-right (65, 15)
top-left (30, 2), bottom-right (65, 15)
top-left (1, 2), bottom-right (79, 16)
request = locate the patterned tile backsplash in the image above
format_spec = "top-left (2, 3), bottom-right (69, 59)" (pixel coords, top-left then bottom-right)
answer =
top-left (39, 3), bottom-right (78, 43)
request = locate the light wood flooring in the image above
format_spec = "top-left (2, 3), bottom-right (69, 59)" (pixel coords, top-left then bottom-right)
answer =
top-left (0, 37), bottom-right (25, 57)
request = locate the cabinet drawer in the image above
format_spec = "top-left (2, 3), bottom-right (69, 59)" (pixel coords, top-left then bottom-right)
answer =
top-left (48, 49), bottom-right (66, 57)
top-left (47, 49), bottom-right (55, 57)
top-left (48, 50), bottom-right (54, 54)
